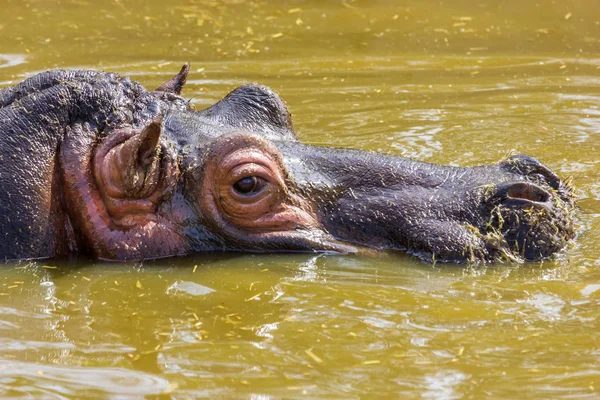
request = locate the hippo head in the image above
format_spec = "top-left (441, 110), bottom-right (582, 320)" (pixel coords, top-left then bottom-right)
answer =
top-left (60, 65), bottom-right (576, 263)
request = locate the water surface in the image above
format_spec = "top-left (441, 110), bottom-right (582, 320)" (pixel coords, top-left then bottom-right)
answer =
top-left (0, 0), bottom-right (599, 398)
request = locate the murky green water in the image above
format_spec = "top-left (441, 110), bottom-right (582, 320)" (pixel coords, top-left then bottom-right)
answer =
top-left (1, 0), bottom-right (599, 398)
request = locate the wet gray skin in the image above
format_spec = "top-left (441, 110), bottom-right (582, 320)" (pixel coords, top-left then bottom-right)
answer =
top-left (0, 65), bottom-right (575, 263)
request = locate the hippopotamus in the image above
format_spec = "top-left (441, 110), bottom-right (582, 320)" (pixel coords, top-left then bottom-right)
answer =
top-left (0, 64), bottom-right (575, 263)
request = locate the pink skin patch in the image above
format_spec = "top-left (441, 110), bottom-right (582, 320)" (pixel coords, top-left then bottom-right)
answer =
top-left (60, 121), bottom-right (190, 261)
top-left (198, 133), bottom-right (319, 234)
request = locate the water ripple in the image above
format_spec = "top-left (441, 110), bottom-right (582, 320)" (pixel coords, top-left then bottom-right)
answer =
top-left (0, 54), bottom-right (27, 69)
top-left (0, 360), bottom-right (171, 397)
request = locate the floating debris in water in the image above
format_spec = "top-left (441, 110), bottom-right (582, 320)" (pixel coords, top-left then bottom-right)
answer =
top-left (305, 348), bottom-right (323, 364)
top-left (166, 281), bottom-right (216, 297)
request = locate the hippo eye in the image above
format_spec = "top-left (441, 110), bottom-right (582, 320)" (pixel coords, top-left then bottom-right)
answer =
top-left (233, 176), bottom-right (266, 196)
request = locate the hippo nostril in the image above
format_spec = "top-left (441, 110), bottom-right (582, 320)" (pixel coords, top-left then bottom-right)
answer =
top-left (492, 181), bottom-right (553, 210)
top-left (505, 182), bottom-right (550, 203)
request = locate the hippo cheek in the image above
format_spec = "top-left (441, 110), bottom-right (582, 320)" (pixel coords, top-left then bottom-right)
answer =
top-left (60, 120), bottom-right (191, 261)
top-left (192, 133), bottom-right (356, 253)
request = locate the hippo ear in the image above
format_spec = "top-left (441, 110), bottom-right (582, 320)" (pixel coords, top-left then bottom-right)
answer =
top-left (131, 120), bottom-right (161, 166)
top-left (94, 119), bottom-right (168, 199)
top-left (120, 120), bottom-right (163, 195)
top-left (155, 63), bottom-right (190, 95)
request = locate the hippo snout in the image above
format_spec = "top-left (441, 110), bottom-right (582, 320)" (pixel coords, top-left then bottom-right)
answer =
top-left (479, 168), bottom-right (575, 262)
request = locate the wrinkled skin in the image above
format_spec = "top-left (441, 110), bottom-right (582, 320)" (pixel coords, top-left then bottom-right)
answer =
top-left (0, 65), bottom-right (575, 263)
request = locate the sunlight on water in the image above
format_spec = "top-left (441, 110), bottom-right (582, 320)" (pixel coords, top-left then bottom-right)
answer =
top-left (0, 0), bottom-right (599, 397)
top-left (0, 54), bottom-right (27, 69)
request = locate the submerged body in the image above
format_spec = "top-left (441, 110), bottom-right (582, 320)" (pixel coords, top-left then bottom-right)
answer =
top-left (0, 65), bottom-right (575, 263)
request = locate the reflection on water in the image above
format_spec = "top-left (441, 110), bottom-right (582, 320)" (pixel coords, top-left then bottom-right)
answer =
top-left (1, 252), bottom-right (600, 397)
top-left (421, 370), bottom-right (469, 400)
top-left (0, 54), bottom-right (27, 85)
top-left (0, 0), bottom-right (599, 397)
top-left (0, 54), bottom-right (27, 69)
top-left (0, 361), bottom-right (171, 397)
